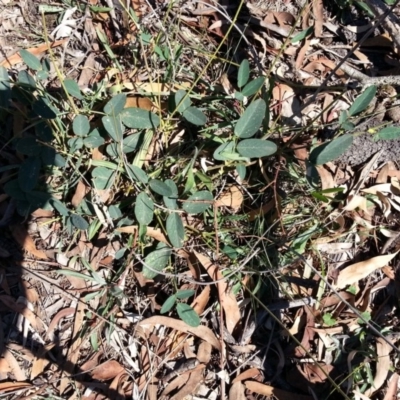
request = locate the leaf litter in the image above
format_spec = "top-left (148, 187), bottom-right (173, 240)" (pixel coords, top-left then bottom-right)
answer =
top-left (1, 0), bottom-right (400, 399)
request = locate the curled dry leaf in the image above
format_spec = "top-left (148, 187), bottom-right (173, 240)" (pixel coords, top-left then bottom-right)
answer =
top-left (244, 381), bottom-right (313, 400)
top-left (335, 252), bottom-right (398, 289)
top-left (194, 251), bottom-right (241, 334)
top-left (90, 360), bottom-right (125, 381)
top-left (137, 316), bottom-right (221, 350)
top-left (365, 337), bottom-right (392, 397)
top-left (215, 185), bottom-right (243, 210)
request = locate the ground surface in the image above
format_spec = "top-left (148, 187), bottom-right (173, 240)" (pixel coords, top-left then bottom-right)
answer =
top-left (1, 0), bottom-right (400, 399)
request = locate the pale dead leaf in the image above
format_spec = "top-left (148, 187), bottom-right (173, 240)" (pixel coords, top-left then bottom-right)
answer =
top-left (383, 372), bottom-right (399, 400)
top-left (138, 316), bottom-right (221, 350)
top-left (244, 381), bottom-right (313, 400)
top-left (4, 349), bottom-right (25, 381)
top-left (194, 251), bottom-right (241, 334)
top-left (232, 368), bottom-right (261, 383)
top-left (316, 166), bottom-right (335, 190)
top-left (10, 225), bottom-right (47, 259)
top-left (365, 337), bottom-right (392, 396)
top-left (130, 81), bottom-right (191, 95)
top-left (336, 252), bottom-right (398, 289)
top-left (117, 225), bottom-right (169, 244)
top-left (0, 382), bottom-right (31, 393)
top-left (197, 341), bottom-right (212, 364)
top-left (0, 40), bottom-right (67, 67)
top-left (344, 194), bottom-right (368, 212)
top-left (170, 365), bottom-right (205, 400)
top-left (125, 96), bottom-right (153, 110)
top-left (313, 0), bottom-right (324, 37)
top-left (71, 180), bottom-right (88, 208)
top-left (220, 73), bottom-right (234, 96)
top-left (229, 381), bottom-right (246, 400)
top-left (191, 286), bottom-right (210, 315)
top-left (90, 360), bottom-right (125, 381)
top-left (215, 186), bottom-right (243, 210)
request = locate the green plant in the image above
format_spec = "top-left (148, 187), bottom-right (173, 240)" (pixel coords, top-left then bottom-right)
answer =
top-left (160, 289), bottom-right (200, 327)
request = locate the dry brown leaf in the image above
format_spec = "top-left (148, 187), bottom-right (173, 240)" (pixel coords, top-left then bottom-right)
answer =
top-left (313, 0), bottom-right (324, 37)
top-left (138, 316), bottom-right (221, 350)
top-left (71, 180), bottom-right (88, 208)
top-left (161, 374), bottom-right (190, 397)
top-left (295, 38), bottom-right (311, 70)
top-left (232, 368), bottom-right (261, 383)
top-left (248, 199), bottom-right (275, 221)
top-left (0, 40), bottom-right (67, 67)
top-left (316, 165), bottom-right (335, 190)
top-left (0, 382), bottom-right (31, 393)
top-left (10, 224), bottom-right (47, 259)
top-left (191, 286), bottom-right (210, 315)
top-left (170, 365), bottom-right (205, 400)
top-left (244, 381), bottom-right (313, 400)
top-left (90, 360), bottom-right (125, 381)
top-left (365, 337), bottom-right (392, 396)
top-left (383, 372), bottom-right (399, 400)
top-left (46, 307), bottom-right (75, 340)
top-left (215, 185), bottom-right (243, 210)
top-left (3, 349), bottom-right (26, 381)
top-left (125, 96), bottom-right (153, 110)
top-left (194, 251), bottom-right (241, 334)
top-left (131, 81), bottom-right (191, 95)
top-left (197, 341), bottom-right (212, 364)
top-left (343, 194), bottom-right (368, 212)
top-left (229, 381), bottom-right (246, 400)
top-left (59, 301), bottom-right (86, 394)
top-left (336, 252), bottom-right (398, 289)
top-left (117, 225), bottom-right (169, 244)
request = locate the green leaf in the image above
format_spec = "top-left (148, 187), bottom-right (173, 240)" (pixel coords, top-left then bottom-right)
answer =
top-left (182, 106), bottom-right (207, 126)
top-left (322, 313), bottom-right (336, 327)
top-left (309, 134), bottom-right (353, 165)
top-left (135, 192), bottom-right (154, 225)
top-left (126, 164), bottom-right (149, 184)
top-left (4, 179), bottom-right (27, 201)
top-left (237, 59), bottom-right (250, 88)
top-left (19, 49), bottom-right (42, 71)
top-left (36, 70), bottom-right (49, 81)
top-left (70, 214), bottom-right (89, 230)
top-left (236, 164), bottom-right (246, 180)
top-left (16, 137), bottom-right (42, 156)
top-left (376, 126), bottom-right (400, 140)
top-left (176, 303), bottom-right (200, 327)
top-left (92, 167), bottom-right (116, 189)
top-left (17, 70), bottom-right (36, 89)
top-left (163, 179), bottom-right (179, 210)
top-left (142, 244), bottom-right (172, 279)
top-left (235, 99), bottom-right (266, 138)
top-left (349, 86), bottom-right (377, 116)
top-left (176, 289), bottom-right (195, 299)
top-left (241, 76), bottom-right (265, 97)
top-left (182, 191), bottom-right (213, 214)
top-left (73, 115), bottom-right (90, 136)
top-left (160, 295), bottom-right (177, 314)
top-left (291, 26), bottom-right (313, 43)
top-left (57, 269), bottom-right (97, 282)
top-left (121, 108), bottom-right (160, 129)
top-left (19, 156), bottom-right (41, 192)
top-left (103, 93), bottom-right (126, 115)
top-left (149, 179), bottom-right (172, 196)
top-left (213, 141), bottom-right (238, 161)
top-left (237, 139), bottom-right (277, 158)
top-left (166, 213), bottom-right (185, 248)
top-left (32, 97), bottom-right (57, 119)
top-left (102, 115), bottom-right (123, 142)
top-left (64, 79), bottom-right (84, 100)
top-left (123, 133), bottom-right (142, 153)
top-left (84, 132), bottom-right (105, 148)
top-left (175, 90), bottom-right (191, 113)
top-left (0, 66), bottom-right (11, 109)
